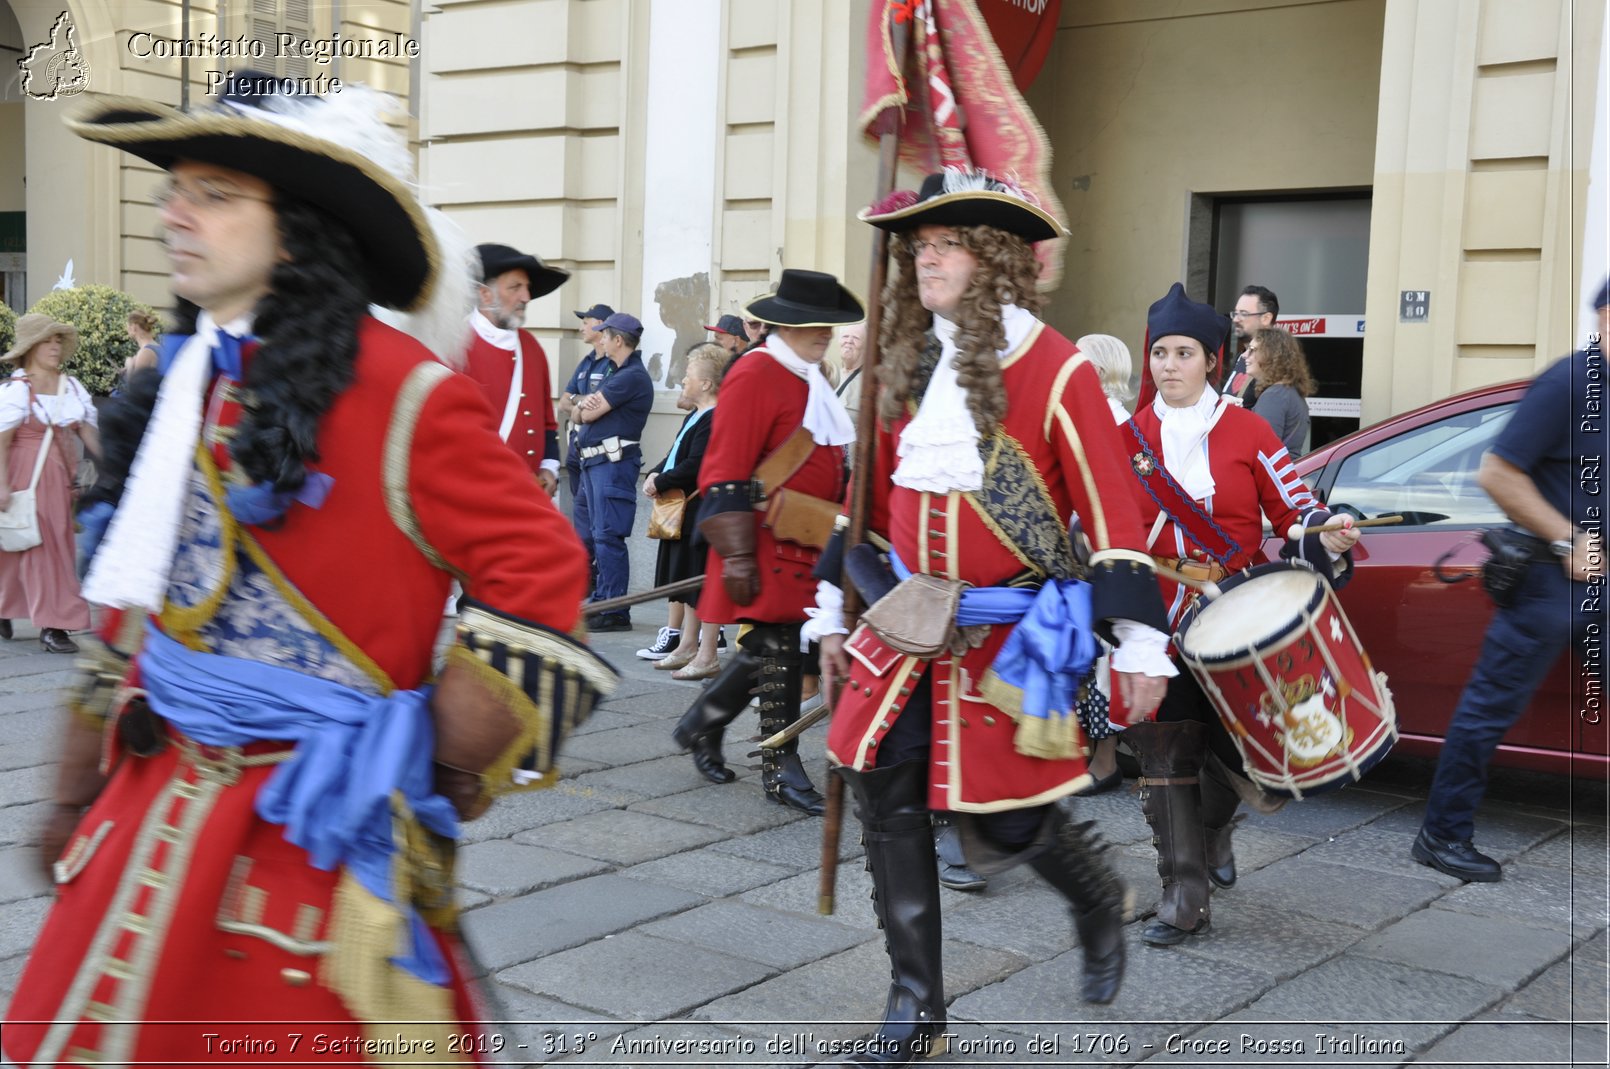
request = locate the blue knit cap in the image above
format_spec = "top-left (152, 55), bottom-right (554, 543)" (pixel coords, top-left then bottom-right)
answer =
top-left (1147, 282), bottom-right (1230, 355)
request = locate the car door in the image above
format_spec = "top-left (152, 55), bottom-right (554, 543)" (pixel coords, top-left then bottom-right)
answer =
top-left (1307, 399), bottom-right (1575, 757)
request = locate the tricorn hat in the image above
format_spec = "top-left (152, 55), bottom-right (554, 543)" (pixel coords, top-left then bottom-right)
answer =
top-left (744, 270), bottom-right (864, 328)
top-left (860, 169), bottom-right (1067, 244)
top-left (1147, 282), bottom-right (1230, 356)
top-left (1, 314), bottom-right (78, 366)
top-left (66, 72), bottom-right (440, 311)
top-left (478, 243), bottom-right (570, 301)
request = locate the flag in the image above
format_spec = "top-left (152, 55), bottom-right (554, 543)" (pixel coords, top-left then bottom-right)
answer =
top-left (859, 0), bottom-right (1068, 288)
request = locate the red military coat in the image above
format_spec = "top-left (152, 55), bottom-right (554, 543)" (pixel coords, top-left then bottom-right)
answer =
top-left (697, 346), bottom-right (848, 625)
top-left (4, 317), bottom-right (589, 1065)
top-left (825, 323), bottom-right (1162, 812)
top-left (1127, 396), bottom-right (1322, 627)
top-left (462, 321), bottom-right (559, 477)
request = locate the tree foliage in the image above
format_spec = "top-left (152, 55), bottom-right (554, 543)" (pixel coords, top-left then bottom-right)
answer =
top-left (27, 286), bottom-right (161, 395)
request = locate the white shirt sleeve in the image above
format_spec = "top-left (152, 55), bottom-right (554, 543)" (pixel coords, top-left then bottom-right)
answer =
top-left (70, 377), bottom-right (98, 427)
top-left (800, 580), bottom-right (849, 643)
top-left (0, 380), bottom-right (29, 433)
top-left (1109, 619), bottom-right (1180, 678)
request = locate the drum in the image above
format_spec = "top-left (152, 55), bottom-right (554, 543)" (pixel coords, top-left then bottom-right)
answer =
top-left (1175, 562), bottom-right (1396, 799)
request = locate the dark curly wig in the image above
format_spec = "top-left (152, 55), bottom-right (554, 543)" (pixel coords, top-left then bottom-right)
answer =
top-left (227, 198), bottom-right (370, 492)
top-left (876, 225), bottom-right (1044, 436)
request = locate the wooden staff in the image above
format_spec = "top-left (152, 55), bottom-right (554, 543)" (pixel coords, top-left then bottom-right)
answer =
top-left (819, 9), bottom-right (915, 919)
top-left (581, 575), bottom-right (706, 617)
top-left (1284, 514), bottom-right (1402, 539)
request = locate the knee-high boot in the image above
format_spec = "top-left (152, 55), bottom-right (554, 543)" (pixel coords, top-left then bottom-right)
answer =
top-left (1123, 720), bottom-right (1211, 946)
top-left (751, 625), bottom-right (824, 815)
top-left (835, 759), bottom-right (948, 1066)
top-left (1026, 806), bottom-right (1131, 1004)
top-left (1200, 752), bottom-right (1244, 889)
top-left (670, 648), bottom-right (758, 784)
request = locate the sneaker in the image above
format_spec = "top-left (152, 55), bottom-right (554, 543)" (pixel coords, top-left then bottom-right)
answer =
top-left (716, 627), bottom-right (728, 650)
top-left (636, 626), bottom-right (681, 660)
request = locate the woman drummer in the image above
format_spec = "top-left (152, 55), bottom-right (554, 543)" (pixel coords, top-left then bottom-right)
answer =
top-left (1117, 283), bottom-right (1359, 947)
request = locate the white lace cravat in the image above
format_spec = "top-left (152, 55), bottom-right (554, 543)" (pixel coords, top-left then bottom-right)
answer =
top-left (1152, 388), bottom-right (1223, 501)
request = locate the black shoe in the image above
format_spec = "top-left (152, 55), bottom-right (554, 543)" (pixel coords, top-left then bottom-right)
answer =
top-left (716, 627), bottom-right (728, 650)
top-left (1141, 917), bottom-right (1209, 947)
top-left (586, 614), bottom-right (632, 633)
top-left (0, 619), bottom-right (11, 640)
top-left (635, 626), bottom-right (680, 659)
top-left (40, 628), bottom-right (79, 654)
top-left (933, 821), bottom-right (986, 892)
top-left (1412, 828), bottom-right (1501, 882)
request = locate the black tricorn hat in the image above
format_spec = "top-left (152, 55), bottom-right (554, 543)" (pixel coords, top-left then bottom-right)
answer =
top-left (477, 243), bottom-right (570, 300)
top-left (744, 269), bottom-right (865, 328)
top-left (66, 72), bottom-right (439, 311)
top-left (860, 170), bottom-right (1066, 244)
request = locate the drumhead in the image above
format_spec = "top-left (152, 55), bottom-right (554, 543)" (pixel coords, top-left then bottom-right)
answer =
top-left (1179, 566), bottom-right (1324, 659)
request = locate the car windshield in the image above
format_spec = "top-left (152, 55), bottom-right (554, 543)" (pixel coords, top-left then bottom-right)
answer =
top-left (1324, 402), bottom-right (1516, 528)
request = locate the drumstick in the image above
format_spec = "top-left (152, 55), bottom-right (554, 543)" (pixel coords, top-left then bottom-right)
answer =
top-left (1152, 562), bottom-right (1222, 599)
top-left (1285, 515), bottom-right (1403, 540)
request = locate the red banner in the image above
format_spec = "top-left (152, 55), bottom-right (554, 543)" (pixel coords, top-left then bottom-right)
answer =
top-left (978, 0), bottom-right (1061, 92)
top-left (861, 0), bottom-right (1069, 288)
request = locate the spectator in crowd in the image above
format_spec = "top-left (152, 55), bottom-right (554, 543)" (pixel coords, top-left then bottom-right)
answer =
top-left (704, 314), bottom-right (747, 356)
top-left (1225, 284), bottom-right (1278, 405)
top-left (642, 342), bottom-right (729, 679)
top-left (560, 302), bottom-right (614, 503)
top-left (122, 309), bottom-right (162, 381)
top-left (462, 243), bottom-right (569, 495)
top-left (1411, 281), bottom-right (1607, 882)
top-left (1246, 326), bottom-right (1314, 455)
top-left (573, 311), bottom-right (654, 631)
top-left (0, 315), bottom-right (98, 653)
top-left (835, 321), bottom-right (866, 425)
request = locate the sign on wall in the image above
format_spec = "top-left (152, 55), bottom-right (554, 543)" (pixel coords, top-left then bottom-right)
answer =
top-left (1399, 290), bottom-right (1431, 323)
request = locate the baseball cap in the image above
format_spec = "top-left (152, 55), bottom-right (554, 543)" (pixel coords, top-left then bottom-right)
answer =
top-left (601, 312), bottom-right (643, 335)
top-left (574, 303), bottom-right (614, 321)
top-left (704, 314), bottom-right (746, 337)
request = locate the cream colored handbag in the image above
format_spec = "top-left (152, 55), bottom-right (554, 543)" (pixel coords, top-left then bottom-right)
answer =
top-left (0, 421), bottom-right (55, 552)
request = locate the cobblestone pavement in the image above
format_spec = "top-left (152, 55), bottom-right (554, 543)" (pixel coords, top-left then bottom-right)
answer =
top-left (0, 619), bottom-right (1605, 1068)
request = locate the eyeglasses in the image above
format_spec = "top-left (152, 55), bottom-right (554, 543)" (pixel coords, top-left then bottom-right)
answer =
top-left (1229, 310), bottom-right (1269, 320)
top-left (154, 179), bottom-right (274, 213)
top-left (907, 236), bottom-right (965, 258)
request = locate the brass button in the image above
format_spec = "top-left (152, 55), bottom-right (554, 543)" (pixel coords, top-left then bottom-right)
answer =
top-left (983, 715), bottom-right (996, 726)
top-left (281, 968), bottom-right (312, 987)
top-left (959, 717), bottom-right (969, 728)
top-left (526, 449), bottom-right (535, 455)
top-left (879, 720), bottom-right (892, 730)
top-left (224, 948), bottom-right (247, 960)
top-left (898, 686), bottom-right (911, 696)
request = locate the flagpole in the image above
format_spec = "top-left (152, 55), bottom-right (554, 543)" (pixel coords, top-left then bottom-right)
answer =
top-left (819, 3), bottom-right (915, 917)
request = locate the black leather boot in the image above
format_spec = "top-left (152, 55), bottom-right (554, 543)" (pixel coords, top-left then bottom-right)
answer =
top-left (835, 759), bottom-right (948, 1066)
top-left (1124, 721), bottom-right (1211, 946)
top-left (751, 626), bottom-right (824, 815)
top-left (931, 813), bottom-right (986, 892)
top-left (41, 628), bottom-right (79, 654)
top-left (1025, 805), bottom-right (1130, 1004)
top-left (0, 618), bottom-right (12, 640)
top-left (670, 649), bottom-right (758, 784)
top-left (1200, 753), bottom-right (1243, 889)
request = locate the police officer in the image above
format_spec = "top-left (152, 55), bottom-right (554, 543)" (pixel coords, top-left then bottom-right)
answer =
top-left (560, 302), bottom-right (614, 505)
top-left (1412, 281), bottom-right (1608, 882)
top-left (572, 311), bottom-right (654, 631)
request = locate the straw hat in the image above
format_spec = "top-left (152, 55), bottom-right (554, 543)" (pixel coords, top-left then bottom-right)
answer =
top-left (1, 314), bottom-right (78, 366)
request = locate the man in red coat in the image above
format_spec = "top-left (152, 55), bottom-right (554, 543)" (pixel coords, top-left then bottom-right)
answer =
top-left (462, 242), bottom-right (570, 496)
top-left (811, 172), bottom-right (1175, 1065)
top-left (3, 73), bottom-right (615, 1066)
top-left (672, 269), bottom-right (863, 815)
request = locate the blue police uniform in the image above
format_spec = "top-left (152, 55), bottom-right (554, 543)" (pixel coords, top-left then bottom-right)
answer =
top-left (573, 350), bottom-right (653, 621)
top-left (1419, 346), bottom-right (1606, 872)
top-left (563, 351), bottom-right (608, 500)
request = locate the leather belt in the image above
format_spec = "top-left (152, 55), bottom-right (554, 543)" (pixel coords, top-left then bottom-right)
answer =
top-left (1153, 556), bottom-right (1228, 583)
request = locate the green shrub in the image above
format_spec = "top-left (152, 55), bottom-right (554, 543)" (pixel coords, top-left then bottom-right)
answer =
top-left (26, 285), bottom-right (161, 395)
top-left (0, 301), bottom-right (14, 355)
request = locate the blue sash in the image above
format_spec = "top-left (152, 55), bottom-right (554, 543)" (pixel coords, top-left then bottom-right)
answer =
top-left (139, 625), bottom-right (457, 983)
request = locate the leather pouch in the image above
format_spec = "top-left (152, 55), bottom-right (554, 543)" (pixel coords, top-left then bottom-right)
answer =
top-left (860, 573), bottom-right (965, 657)
top-left (761, 488), bottom-right (840, 550)
top-left (647, 490), bottom-right (687, 540)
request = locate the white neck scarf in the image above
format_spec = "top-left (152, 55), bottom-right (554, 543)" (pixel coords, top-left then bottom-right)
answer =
top-left (765, 335), bottom-right (856, 446)
top-left (1152, 387), bottom-right (1225, 501)
top-left (469, 307), bottom-right (518, 352)
top-left (893, 303), bottom-right (1036, 493)
top-left (82, 310), bottom-right (253, 611)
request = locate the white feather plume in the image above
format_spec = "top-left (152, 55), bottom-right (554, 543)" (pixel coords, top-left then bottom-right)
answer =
top-left (939, 166), bottom-right (1041, 207)
top-left (221, 84), bottom-right (415, 192)
top-left (370, 208), bottom-right (480, 367)
top-left (53, 259), bottom-right (75, 290)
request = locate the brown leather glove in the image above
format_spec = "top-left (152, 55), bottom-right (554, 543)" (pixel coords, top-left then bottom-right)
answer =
top-left (433, 763), bottom-right (492, 822)
top-left (700, 509), bottom-right (760, 606)
top-left (40, 713), bottom-right (109, 882)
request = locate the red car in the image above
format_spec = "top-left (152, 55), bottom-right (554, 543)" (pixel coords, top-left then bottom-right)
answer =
top-left (1258, 380), bottom-right (1604, 777)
